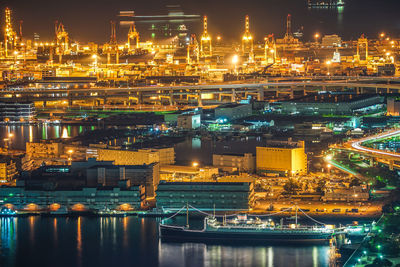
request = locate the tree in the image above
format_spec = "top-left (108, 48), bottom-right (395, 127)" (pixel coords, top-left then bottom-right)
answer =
top-left (283, 179), bottom-right (301, 195)
top-left (350, 178), bottom-right (362, 187)
top-left (316, 180), bottom-right (327, 193)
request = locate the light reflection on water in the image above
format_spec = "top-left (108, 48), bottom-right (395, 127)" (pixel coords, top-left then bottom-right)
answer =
top-left (0, 125), bottom-right (96, 150)
top-left (0, 217), bottom-right (332, 267)
top-left (158, 241), bottom-right (331, 267)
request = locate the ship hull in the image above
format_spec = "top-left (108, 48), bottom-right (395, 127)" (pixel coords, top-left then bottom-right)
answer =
top-left (159, 225), bottom-right (332, 245)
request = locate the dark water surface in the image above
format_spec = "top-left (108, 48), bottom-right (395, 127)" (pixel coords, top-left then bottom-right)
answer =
top-left (0, 217), bottom-right (333, 267)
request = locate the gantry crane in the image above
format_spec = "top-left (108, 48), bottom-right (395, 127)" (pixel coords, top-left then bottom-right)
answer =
top-left (55, 21), bottom-right (69, 63)
top-left (187, 34), bottom-right (199, 64)
top-left (127, 22), bottom-right (140, 53)
top-left (242, 15), bottom-right (254, 63)
top-left (4, 7), bottom-right (18, 58)
top-left (264, 34), bottom-right (277, 63)
top-left (104, 21), bottom-right (119, 64)
top-left (356, 34), bottom-right (368, 63)
top-left (200, 16), bottom-right (212, 57)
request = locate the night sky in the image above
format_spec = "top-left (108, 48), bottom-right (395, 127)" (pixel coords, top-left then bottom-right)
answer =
top-left (3, 0), bottom-right (400, 43)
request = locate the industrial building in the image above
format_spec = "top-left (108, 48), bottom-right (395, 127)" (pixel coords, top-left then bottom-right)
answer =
top-left (86, 163), bottom-right (160, 197)
top-left (215, 103), bottom-right (252, 121)
top-left (387, 98), bottom-right (400, 116)
top-left (86, 145), bottom-right (175, 166)
top-left (160, 165), bottom-right (219, 181)
top-left (0, 186), bottom-right (144, 211)
top-left (212, 153), bottom-right (255, 173)
top-left (321, 34), bottom-right (342, 47)
top-left (177, 113), bottom-right (201, 130)
top-left (0, 102), bottom-right (36, 122)
top-left (281, 94), bottom-right (384, 115)
top-left (256, 140), bottom-right (307, 176)
top-left (156, 181), bottom-right (254, 210)
top-left (0, 160), bottom-right (18, 182)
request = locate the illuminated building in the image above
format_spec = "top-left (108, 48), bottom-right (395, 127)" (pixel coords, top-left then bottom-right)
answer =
top-left (387, 98), bottom-right (400, 116)
top-left (177, 113), bottom-right (201, 130)
top-left (0, 102), bottom-right (36, 122)
top-left (0, 160), bottom-right (18, 182)
top-left (87, 146), bottom-right (175, 166)
top-left (212, 153), bottom-right (255, 173)
top-left (281, 93), bottom-right (384, 115)
top-left (156, 181), bottom-right (254, 210)
top-left (0, 186), bottom-right (144, 211)
top-left (321, 34), bottom-right (342, 47)
top-left (256, 140), bottom-right (307, 176)
top-left (86, 163), bottom-right (159, 197)
top-left (215, 103), bottom-right (252, 121)
top-left (159, 165), bottom-right (219, 181)
top-left (26, 142), bottom-right (64, 158)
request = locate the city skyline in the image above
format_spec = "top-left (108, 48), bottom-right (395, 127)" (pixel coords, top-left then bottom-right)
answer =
top-left (3, 0), bottom-right (400, 43)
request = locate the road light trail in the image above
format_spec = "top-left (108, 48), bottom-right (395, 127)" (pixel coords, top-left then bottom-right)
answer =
top-left (350, 129), bottom-right (400, 159)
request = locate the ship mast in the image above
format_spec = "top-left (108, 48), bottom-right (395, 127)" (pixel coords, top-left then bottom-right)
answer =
top-left (186, 202), bottom-right (189, 228)
top-left (213, 204), bottom-right (215, 218)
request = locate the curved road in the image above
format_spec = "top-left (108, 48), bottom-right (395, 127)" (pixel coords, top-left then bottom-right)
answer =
top-left (350, 129), bottom-right (400, 160)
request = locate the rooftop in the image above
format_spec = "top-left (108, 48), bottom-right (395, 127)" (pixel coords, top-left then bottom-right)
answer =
top-left (285, 93), bottom-right (382, 104)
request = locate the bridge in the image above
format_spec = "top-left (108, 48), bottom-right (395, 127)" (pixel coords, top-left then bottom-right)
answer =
top-left (2, 76), bottom-right (400, 106)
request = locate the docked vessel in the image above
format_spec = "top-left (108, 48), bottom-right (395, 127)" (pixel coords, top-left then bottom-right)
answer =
top-left (50, 207), bottom-right (69, 216)
top-left (97, 208), bottom-right (127, 217)
top-left (138, 208), bottom-right (174, 218)
top-left (0, 207), bottom-right (17, 217)
top-left (159, 208), bottom-right (334, 244)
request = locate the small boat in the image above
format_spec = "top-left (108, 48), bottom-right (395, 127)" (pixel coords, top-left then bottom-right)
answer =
top-left (50, 207), bottom-right (69, 216)
top-left (138, 208), bottom-right (174, 218)
top-left (97, 208), bottom-right (127, 217)
top-left (0, 207), bottom-right (18, 217)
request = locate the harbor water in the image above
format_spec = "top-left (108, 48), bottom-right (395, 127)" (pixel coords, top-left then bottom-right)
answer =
top-left (0, 216), bottom-right (333, 267)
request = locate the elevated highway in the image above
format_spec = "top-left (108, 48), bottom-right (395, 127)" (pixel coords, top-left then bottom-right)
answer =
top-left (1, 78), bottom-right (400, 106)
top-left (335, 129), bottom-right (400, 170)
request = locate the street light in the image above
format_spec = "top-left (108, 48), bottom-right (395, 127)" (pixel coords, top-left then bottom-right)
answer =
top-left (192, 161), bottom-right (199, 167)
top-left (232, 54), bottom-right (239, 74)
top-left (314, 33), bottom-right (320, 44)
top-left (326, 60), bottom-right (332, 76)
top-left (67, 149), bottom-right (74, 164)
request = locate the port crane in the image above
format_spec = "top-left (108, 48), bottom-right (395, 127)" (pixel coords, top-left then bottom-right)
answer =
top-left (187, 34), bottom-right (199, 64)
top-left (242, 15), bottom-right (254, 63)
top-left (55, 21), bottom-right (69, 63)
top-left (4, 7), bottom-right (18, 58)
top-left (127, 22), bottom-right (140, 53)
top-left (264, 34), bottom-right (277, 63)
top-left (104, 21), bottom-right (119, 64)
top-left (200, 16), bottom-right (212, 57)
